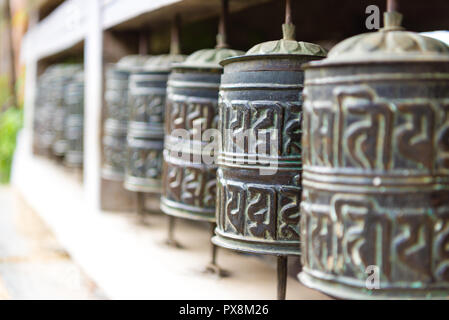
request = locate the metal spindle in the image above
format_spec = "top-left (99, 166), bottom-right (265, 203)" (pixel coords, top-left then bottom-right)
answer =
top-left (387, 0), bottom-right (399, 12)
top-left (277, 256), bottom-right (288, 300)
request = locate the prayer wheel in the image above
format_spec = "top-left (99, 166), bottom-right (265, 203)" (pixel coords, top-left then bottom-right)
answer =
top-left (298, 9), bottom-right (449, 299)
top-left (213, 0), bottom-right (326, 299)
top-left (64, 70), bottom-right (84, 168)
top-left (34, 69), bottom-right (53, 156)
top-left (102, 55), bottom-right (149, 181)
top-left (52, 64), bottom-right (82, 158)
top-left (125, 55), bottom-right (185, 193)
top-left (35, 64), bottom-right (66, 157)
top-left (161, 0), bottom-right (243, 275)
top-left (161, 0), bottom-right (243, 225)
top-left (161, 47), bottom-right (243, 221)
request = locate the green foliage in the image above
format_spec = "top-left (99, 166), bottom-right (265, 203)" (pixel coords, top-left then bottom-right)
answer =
top-left (0, 75), bottom-right (12, 108)
top-left (0, 107), bottom-right (22, 183)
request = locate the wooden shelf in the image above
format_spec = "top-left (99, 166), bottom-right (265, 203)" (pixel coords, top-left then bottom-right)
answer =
top-left (12, 130), bottom-right (329, 300)
top-left (22, 0), bottom-right (270, 62)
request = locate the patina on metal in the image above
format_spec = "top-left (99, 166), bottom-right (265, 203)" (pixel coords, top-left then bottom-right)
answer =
top-left (125, 54), bottom-right (186, 194)
top-left (124, 17), bottom-right (186, 219)
top-left (212, 0), bottom-right (326, 299)
top-left (34, 68), bottom-right (54, 156)
top-left (102, 55), bottom-right (150, 181)
top-left (161, 0), bottom-right (243, 274)
top-left (64, 70), bottom-right (84, 168)
top-left (51, 64), bottom-right (82, 159)
top-left (298, 7), bottom-right (449, 299)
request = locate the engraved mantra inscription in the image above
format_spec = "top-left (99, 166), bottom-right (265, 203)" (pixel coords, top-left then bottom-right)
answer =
top-left (216, 99), bottom-right (303, 243)
top-left (103, 136), bottom-right (127, 171)
top-left (167, 97), bottom-right (218, 138)
top-left (302, 84), bottom-right (449, 289)
top-left (219, 99), bottom-right (302, 157)
top-left (127, 93), bottom-right (165, 181)
top-left (129, 94), bottom-right (165, 125)
top-left (217, 177), bottom-right (300, 242)
top-left (164, 163), bottom-right (216, 208)
top-left (128, 149), bottom-right (162, 180)
top-left (303, 86), bottom-right (449, 173)
top-left (105, 80), bottom-right (129, 122)
top-left (163, 96), bottom-right (218, 214)
top-left (301, 191), bottom-right (449, 285)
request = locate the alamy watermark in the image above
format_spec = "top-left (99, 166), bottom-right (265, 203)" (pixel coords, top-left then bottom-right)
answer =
top-left (365, 265), bottom-right (381, 290)
top-left (365, 5), bottom-right (381, 30)
top-left (167, 126), bottom-right (280, 176)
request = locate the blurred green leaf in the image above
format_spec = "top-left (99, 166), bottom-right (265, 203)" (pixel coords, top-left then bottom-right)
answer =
top-left (0, 107), bottom-right (23, 183)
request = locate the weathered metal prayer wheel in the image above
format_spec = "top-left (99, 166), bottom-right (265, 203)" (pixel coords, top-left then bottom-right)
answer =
top-left (125, 54), bottom-right (185, 193)
top-left (52, 64), bottom-right (82, 158)
top-left (34, 70), bottom-right (52, 155)
top-left (214, 27), bottom-right (326, 256)
top-left (102, 55), bottom-right (149, 181)
top-left (35, 64), bottom-right (66, 156)
top-left (213, 1), bottom-right (326, 299)
top-left (64, 71), bottom-right (84, 168)
top-left (161, 47), bottom-right (244, 221)
top-left (298, 10), bottom-right (449, 299)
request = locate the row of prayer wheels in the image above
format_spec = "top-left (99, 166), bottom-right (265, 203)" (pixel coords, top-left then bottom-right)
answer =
top-left (34, 64), bottom-right (84, 168)
top-left (98, 0), bottom-right (449, 299)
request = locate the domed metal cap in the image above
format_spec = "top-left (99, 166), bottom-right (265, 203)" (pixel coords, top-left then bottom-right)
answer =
top-left (324, 12), bottom-right (449, 64)
top-left (174, 48), bottom-right (244, 70)
top-left (143, 54), bottom-right (187, 72)
top-left (116, 54), bottom-right (151, 71)
top-left (246, 23), bottom-right (327, 57)
top-left (246, 39), bottom-right (327, 57)
top-left (220, 22), bottom-right (326, 67)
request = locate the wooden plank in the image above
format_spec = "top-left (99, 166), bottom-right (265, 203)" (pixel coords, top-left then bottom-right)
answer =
top-left (21, 0), bottom-right (88, 62)
top-left (21, 0), bottom-right (271, 62)
top-left (11, 135), bottom-right (329, 299)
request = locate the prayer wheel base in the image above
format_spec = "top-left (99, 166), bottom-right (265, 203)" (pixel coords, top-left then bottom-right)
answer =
top-left (124, 177), bottom-right (162, 194)
top-left (65, 151), bottom-right (83, 168)
top-left (160, 197), bottom-right (215, 223)
top-left (212, 233), bottom-right (300, 257)
top-left (101, 168), bottom-right (125, 182)
top-left (299, 271), bottom-right (449, 300)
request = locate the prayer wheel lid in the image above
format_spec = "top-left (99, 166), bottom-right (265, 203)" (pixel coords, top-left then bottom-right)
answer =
top-left (220, 23), bottom-right (326, 66)
top-left (45, 63), bottom-right (81, 76)
top-left (245, 39), bottom-right (326, 57)
top-left (143, 54), bottom-right (187, 72)
top-left (310, 12), bottom-right (449, 67)
top-left (173, 47), bottom-right (244, 70)
top-left (116, 54), bottom-right (151, 71)
top-left (73, 70), bottom-right (84, 81)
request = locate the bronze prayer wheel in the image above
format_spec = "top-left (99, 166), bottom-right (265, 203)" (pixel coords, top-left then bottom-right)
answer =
top-left (34, 68), bottom-right (53, 156)
top-left (102, 55), bottom-right (149, 181)
top-left (52, 64), bottom-right (82, 158)
top-left (125, 54), bottom-right (185, 193)
top-left (213, 29), bottom-right (326, 257)
top-left (161, 48), bottom-right (243, 222)
top-left (298, 11), bottom-right (449, 299)
top-left (212, 2), bottom-right (326, 298)
top-left (64, 70), bottom-right (84, 168)
top-left (35, 64), bottom-right (69, 157)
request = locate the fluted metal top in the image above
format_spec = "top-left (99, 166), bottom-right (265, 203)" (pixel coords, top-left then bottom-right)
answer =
top-left (143, 54), bottom-right (187, 72)
top-left (116, 55), bottom-right (151, 72)
top-left (245, 22), bottom-right (326, 58)
top-left (173, 48), bottom-right (244, 70)
top-left (312, 12), bottom-right (449, 66)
